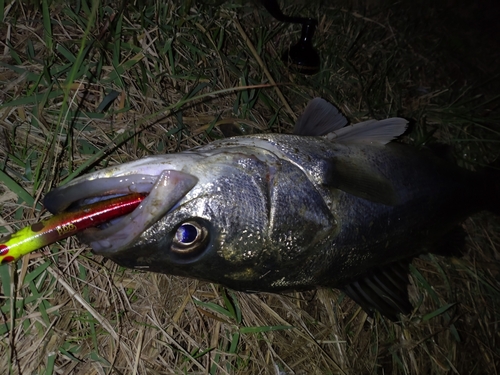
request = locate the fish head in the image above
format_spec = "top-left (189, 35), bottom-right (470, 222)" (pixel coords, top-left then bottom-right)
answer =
top-left (44, 143), bottom-right (337, 291)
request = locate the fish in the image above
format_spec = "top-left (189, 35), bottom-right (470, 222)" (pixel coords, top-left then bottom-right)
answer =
top-left (43, 98), bottom-right (500, 321)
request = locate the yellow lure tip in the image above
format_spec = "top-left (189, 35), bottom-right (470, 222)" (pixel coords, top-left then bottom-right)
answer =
top-left (0, 193), bottom-right (145, 265)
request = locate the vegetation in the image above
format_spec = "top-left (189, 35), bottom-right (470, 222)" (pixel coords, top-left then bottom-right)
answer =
top-left (0, 0), bottom-right (499, 373)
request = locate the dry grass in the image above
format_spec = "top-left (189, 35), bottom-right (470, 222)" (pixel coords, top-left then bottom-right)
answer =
top-left (1, 0), bottom-right (500, 374)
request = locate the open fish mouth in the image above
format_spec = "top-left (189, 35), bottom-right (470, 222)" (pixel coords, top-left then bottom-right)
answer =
top-left (44, 167), bottom-right (198, 254)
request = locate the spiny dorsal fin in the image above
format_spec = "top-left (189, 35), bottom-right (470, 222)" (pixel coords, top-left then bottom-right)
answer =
top-left (326, 118), bottom-right (408, 145)
top-left (294, 98), bottom-right (408, 144)
top-left (341, 261), bottom-right (413, 321)
top-left (294, 98), bottom-right (348, 136)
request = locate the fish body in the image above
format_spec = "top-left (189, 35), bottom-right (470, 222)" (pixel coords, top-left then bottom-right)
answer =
top-left (44, 99), bottom-right (498, 319)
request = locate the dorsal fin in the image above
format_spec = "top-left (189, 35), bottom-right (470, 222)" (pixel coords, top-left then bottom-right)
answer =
top-left (294, 98), bottom-right (408, 144)
top-left (294, 98), bottom-right (348, 136)
top-left (325, 118), bottom-right (408, 145)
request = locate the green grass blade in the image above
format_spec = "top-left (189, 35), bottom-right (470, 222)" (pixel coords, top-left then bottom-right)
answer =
top-left (0, 170), bottom-right (41, 209)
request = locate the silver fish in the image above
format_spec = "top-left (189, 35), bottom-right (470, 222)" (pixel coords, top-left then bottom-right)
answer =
top-left (44, 98), bottom-right (499, 320)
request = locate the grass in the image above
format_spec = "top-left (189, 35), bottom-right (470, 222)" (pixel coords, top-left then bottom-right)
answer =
top-left (1, 0), bottom-right (500, 373)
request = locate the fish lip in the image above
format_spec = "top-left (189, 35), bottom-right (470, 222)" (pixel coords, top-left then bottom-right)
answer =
top-left (44, 174), bottom-right (159, 214)
top-left (44, 169), bottom-right (199, 254)
top-left (43, 154), bottom-right (205, 214)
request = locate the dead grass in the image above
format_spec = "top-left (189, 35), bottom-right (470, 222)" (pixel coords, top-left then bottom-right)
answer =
top-left (1, 0), bottom-right (500, 374)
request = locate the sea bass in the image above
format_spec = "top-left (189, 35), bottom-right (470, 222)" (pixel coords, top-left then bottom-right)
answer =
top-left (44, 98), bottom-right (499, 320)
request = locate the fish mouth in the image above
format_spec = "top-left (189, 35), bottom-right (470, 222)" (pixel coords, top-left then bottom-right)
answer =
top-left (44, 168), bottom-right (198, 254)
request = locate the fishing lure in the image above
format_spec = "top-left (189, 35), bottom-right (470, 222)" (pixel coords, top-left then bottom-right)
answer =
top-left (0, 193), bottom-right (146, 265)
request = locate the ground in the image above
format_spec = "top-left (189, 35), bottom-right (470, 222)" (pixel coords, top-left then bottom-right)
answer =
top-left (0, 0), bottom-right (499, 374)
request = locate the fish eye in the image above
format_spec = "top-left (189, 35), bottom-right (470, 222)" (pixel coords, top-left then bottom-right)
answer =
top-left (171, 221), bottom-right (209, 255)
top-left (175, 223), bottom-right (199, 245)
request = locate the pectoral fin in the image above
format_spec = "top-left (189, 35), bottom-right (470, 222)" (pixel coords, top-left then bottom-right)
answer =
top-left (341, 261), bottom-right (413, 321)
top-left (326, 157), bottom-right (399, 205)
